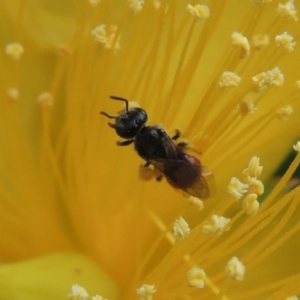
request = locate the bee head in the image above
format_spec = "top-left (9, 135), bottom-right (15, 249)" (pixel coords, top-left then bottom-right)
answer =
top-left (114, 108), bottom-right (147, 139)
top-left (101, 95), bottom-right (148, 139)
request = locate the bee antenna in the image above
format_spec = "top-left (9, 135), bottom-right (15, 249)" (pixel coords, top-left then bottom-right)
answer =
top-left (110, 95), bottom-right (129, 111)
top-left (100, 111), bottom-right (116, 119)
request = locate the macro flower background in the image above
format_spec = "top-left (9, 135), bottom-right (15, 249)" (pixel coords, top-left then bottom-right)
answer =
top-left (1, 0), bottom-right (300, 299)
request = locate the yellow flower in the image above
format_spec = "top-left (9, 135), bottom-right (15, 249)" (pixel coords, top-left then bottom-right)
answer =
top-left (1, 0), bottom-right (300, 299)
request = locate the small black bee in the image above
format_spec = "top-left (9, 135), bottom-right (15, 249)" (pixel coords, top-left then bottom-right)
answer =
top-left (101, 95), bottom-right (215, 199)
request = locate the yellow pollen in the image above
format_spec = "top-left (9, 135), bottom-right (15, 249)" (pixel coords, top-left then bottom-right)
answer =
top-left (37, 92), bottom-right (53, 108)
top-left (275, 32), bottom-right (296, 53)
top-left (277, 0), bottom-right (298, 21)
top-left (68, 284), bottom-right (89, 300)
top-left (6, 88), bottom-right (19, 105)
top-left (128, 0), bottom-right (144, 14)
top-left (293, 141), bottom-right (300, 152)
top-left (136, 284), bottom-right (156, 300)
top-left (104, 25), bottom-right (121, 51)
top-left (243, 193), bottom-right (260, 216)
top-left (225, 257), bottom-right (245, 281)
top-left (187, 267), bottom-right (206, 288)
top-left (250, 0), bottom-right (272, 5)
top-left (89, 0), bottom-right (101, 6)
top-left (247, 178), bottom-right (265, 196)
top-left (231, 32), bottom-right (250, 58)
top-left (243, 156), bottom-right (263, 178)
top-left (238, 95), bottom-right (257, 116)
top-left (186, 4), bottom-right (210, 21)
top-left (202, 214), bottom-right (231, 234)
top-left (188, 196), bottom-right (204, 211)
top-left (286, 297), bottom-right (299, 300)
top-left (5, 43), bottom-right (24, 59)
top-left (173, 216), bottom-right (190, 240)
top-left (153, 0), bottom-right (161, 10)
top-left (295, 80), bottom-right (300, 89)
top-left (56, 44), bottom-right (73, 57)
top-left (276, 105), bottom-right (293, 121)
top-left (91, 296), bottom-right (107, 300)
top-left (252, 34), bottom-right (270, 50)
top-left (139, 165), bottom-right (155, 181)
top-left (252, 67), bottom-right (284, 92)
top-left (91, 25), bottom-right (108, 44)
top-left (227, 177), bottom-right (249, 200)
top-left (218, 71), bottom-right (241, 88)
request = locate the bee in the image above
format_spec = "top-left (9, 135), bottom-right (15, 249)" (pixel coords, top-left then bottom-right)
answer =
top-left (101, 95), bottom-right (216, 199)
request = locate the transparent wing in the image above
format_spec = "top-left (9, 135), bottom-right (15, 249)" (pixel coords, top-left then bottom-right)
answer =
top-left (185, 168), bottom-right (216, 199)
top-left (148, 158), bottom-right (216, 200)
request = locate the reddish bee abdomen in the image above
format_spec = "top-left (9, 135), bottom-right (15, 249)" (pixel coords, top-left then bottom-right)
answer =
top-left (165, 154), bottom-right (201, 189)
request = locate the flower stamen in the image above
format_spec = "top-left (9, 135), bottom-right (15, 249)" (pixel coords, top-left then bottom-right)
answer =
top-left (276, 105), bottom-right (293, 121)
top-left (137, 284), bottom-right (156, 300)
top-left (37, 92), bottom-right (53, 108)
top-left (186, 4), bottom-right (210, 21)
top-left (91, 24), bottom-right (108, 44)
top-left (225, 257), bottom-right (245, 281)
top-left (227, 177), bottom-right (249, 200)
top-left (187, 267), bottom-right (206, 288)
top-left (128, 0), bottom-right (144, 14)
top-left (173, 216), bottom-right (190, 240)
top-left (275, 32), bottom-right (296, 53)
top-left (252, 67), bottom-right (284, 92)
top-left (202, 214), bottom-right (231, 234)
top-left (219, 71), bottom-right (241, 89)
top-left (68, 284), bottom-right (89, 300)
top-left (231, 32), bottom-right (250, 58)
top-left (243, 193), bottom-right (260, 215)
top-left (238, 94), bottom-right (257, 116)
top-left (5, 43), bottom-right (24, 59)
top-left (6, 88), bottom-right (19, 105)
top-left (277, 0), bottom-right (298, 21)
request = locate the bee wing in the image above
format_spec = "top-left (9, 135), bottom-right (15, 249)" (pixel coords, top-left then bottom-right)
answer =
top-left (147, 158), bottom-right (170, 174)
top-left (148, 158), bottom-right (216, 200)
top-left (185, 168), bottom-right (216, 199)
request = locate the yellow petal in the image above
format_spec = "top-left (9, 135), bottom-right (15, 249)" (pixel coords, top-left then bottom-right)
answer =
top-left (0, 252), bottom-right (119, 300)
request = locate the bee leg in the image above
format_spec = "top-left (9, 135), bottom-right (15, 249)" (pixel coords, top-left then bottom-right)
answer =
top-left (139, 163), bottom-right (154, 181)
top-left (171, 129), bottom-right (181, 140)
top-left (172, 129), bottom-right (189, 149)
top-left (117, 140), bottom-right (134, 146)
top-left (156, 175), bottom-right (163, 182)
top-left (177, 141), bottom-right (188, 149)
